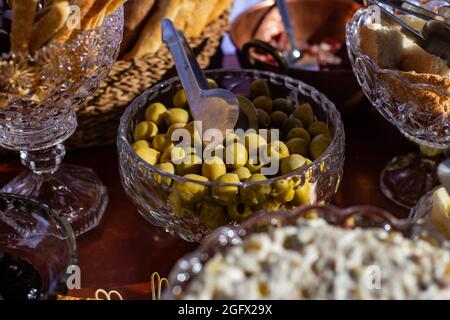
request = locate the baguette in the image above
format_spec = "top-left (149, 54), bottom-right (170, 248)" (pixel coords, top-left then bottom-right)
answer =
top-left (11, 0), bottom-right (38, 52)
top-left (184, 0), bottom-right (218, 37)
top-left (207, 0), bottom-right (232, 24)
top-left (30, 1), bottom-right (70, 52)
top-left (50, 0), bottom-right (96, 43)
top-left (121, 0), bottom-right (156, 56)
top-left (123, 0), bottom-right (184, 59)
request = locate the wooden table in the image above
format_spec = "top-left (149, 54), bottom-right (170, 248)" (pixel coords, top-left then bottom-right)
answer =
top-left (0, 60), bottom-right (416, 299)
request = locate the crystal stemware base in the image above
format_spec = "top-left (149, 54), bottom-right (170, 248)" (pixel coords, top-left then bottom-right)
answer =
top-left (1, 164), bottom-right (108, 237)
top-left (380, 153), bottom-right (440, 209)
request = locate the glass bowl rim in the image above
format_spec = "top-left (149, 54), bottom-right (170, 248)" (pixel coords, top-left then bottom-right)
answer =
top-left (346, 6), bottom-right (450, 99)
top-left (0, 192), bottom-right (78, 299)
top-left (0, 6), bottom-right (124, 63)
top-left (164, 204), bottom-right (432, 299)
top-left (118, 68), bottom-right (345, 188)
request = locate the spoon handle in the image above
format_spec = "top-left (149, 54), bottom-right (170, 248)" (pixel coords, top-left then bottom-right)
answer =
top-left (162, 19), bottom-right (202, 102)
top-left (177, 30), bottom-right (209, 90)
top-left (275, 0), bottom-right (300, 52)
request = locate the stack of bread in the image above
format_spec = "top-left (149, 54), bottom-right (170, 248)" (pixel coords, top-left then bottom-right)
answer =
top-left (120, 0), bottom-right (233, 60)
top-left (0, 0), bottom-right (126, 55)
top-left (359, 14), bottom-right (449, 117)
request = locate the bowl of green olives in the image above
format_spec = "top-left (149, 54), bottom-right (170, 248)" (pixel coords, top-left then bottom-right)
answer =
top-left (118, 69), bottom-right (345, 242)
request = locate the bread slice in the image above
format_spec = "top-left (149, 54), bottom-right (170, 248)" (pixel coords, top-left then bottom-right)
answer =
top-left (123, 0), bottom-right (184, 59)
top-left (359, 22), bottom-right (404, 69)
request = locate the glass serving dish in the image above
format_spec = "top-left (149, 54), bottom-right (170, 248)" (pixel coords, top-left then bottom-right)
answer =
top-left (118, 69), bottom-right (345, 242)
top-left (346, 6), bottom-right (450, 209)
top-left (0, 193), bottom-right (77, 300)
top-left (409, 186), bottom-right (450, 240)
top-left (0, 8), bottom-right (124, 237)
top-left (164, 204), bottom-right (450, 300)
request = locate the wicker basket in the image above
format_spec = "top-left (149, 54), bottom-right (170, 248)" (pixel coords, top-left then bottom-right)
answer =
top-left (62, 12), bottom-right (229, 150)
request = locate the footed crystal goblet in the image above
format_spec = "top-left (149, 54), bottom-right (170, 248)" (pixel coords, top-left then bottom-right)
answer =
top-left (0, 8), bottom-right (124, 236)
top-left (347, 6), bottom-right (449, 209)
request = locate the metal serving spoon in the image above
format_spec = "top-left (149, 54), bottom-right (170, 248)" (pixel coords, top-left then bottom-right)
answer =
top-left (275, 0), bottom-right (302, 64)
top-left (162, 19), bottom-right (240, 139)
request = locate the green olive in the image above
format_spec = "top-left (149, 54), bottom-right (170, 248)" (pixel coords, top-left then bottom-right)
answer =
top-left (154, 162), bottom-right (175, 187)
top-left (169, 192), bottom-right (194, 218)
top-left (268, 141), bottom-right (290, 160)
top-left (227, 203), bottom-right (253, 222)
top-left (225, 142), bottom-right (248, 170)
top-left (286, 127), bottom-right (311, 143)
top-left (136, 147), bottom-right (160, 166)
top-left (271, 179), bottom-right (295, 202)
top-left (161, 146), bottom-right (186, 164)
top-left (173, 89), bottom-right (188, 108)
top-left (292, 103), bottom-right (315, 128)
top-left (286, 138), bottom-right (309, 157)
top-left (202, 156), bottom-right (227, 181)
top-left (152, 134), bottom-right (174, 153)
top-left (281, 154), bottom-right (306, 175)
top-left (200, 202), bottom-right (229, 229)
top-left (250, 79), bottom-right (271, 99)
top-left (225, 133), bottom-right (240, 146)
top-left (246, 157), bottom-right (264, 174)
top-left (176, 154), bottom-right (202, 175)
top-left (132, 140), bottom-right (150, 151)
top-left (145, 103), bottom-right (167, 125)
top-left (273, 98), bottom-right (294, 114)
top-left (205, 143), bottom-right (225, 159)
top-left (253, 96), bottom-right (273, 113)
top-left (270, 111), bottom-right (288, 128)
top-left (282, 117), bottom-right (304, 135)
top-left (243, 132), bottom-right (267, 155)
top-left (232, 167), bottom-right (252, 181)
top-left (212, 173), bottom-right (240, 204)
top-left (308, 121), bottom-right (331, 138)
top-left (185, 121), bottom-right (202, 145)
top-left (173, 174), bottom-right (209, 204)
top-left (134, 121), bottom-right (159, 141)
top-left (165, 108), bottom-right (190, 126)
top-left (310, 134), bottom-right (332, 160)
top-left (207, 78), bottom-right (219, 89)
top-left (254, 199), bottom-right (282, 212)
top-left (240, 174), bottom-right (272, 206)
top-left (167, 123), bottom-right (186, 138)
top-left (290, 182), bottom-right (316, 206)
top-left (257, 109), bottom-right (271, 128)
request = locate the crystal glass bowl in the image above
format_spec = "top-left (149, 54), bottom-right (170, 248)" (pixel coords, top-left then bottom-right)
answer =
top-left (118, 69), bottom-right (345, 242)
top-left (0, 8), bottom-right (124, 236)
top-left (346, 6), bottom-right (450, 208)
top-left (0, 193), bottom-right (77, 300)
top-left (164, 204), bottom-right (449, 300)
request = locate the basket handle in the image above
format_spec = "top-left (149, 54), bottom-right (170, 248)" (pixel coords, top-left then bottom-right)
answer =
top-left (241, 39), bottom-right (288, 73)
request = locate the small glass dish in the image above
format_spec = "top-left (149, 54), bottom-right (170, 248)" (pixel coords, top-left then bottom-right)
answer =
top-left (0, 193), bottom-right (77, 300)
top-left (164, 204), bottom-right (450, 300)
top-left (118, 69), bottom-right (345, 242)
top-left (346, 6), bottom-right (450, 209)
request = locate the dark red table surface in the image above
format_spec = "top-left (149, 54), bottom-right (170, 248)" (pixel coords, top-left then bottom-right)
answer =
top-left (0, 56), bottom-right (415, 299)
